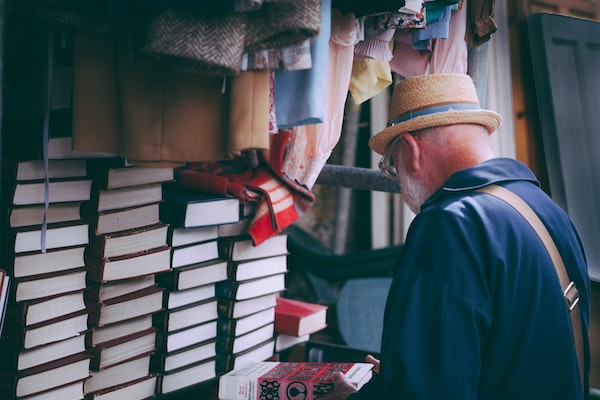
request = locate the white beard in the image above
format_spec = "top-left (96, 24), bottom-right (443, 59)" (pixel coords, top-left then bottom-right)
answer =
top-left (398, 170), bottom-right (429, 214)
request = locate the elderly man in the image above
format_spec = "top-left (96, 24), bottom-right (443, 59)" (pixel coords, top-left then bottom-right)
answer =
top-left (324, 73), bottom-right (590, 399)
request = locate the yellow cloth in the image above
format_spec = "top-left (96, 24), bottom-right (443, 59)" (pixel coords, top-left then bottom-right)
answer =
top-left (349, 58), bottom-right (393, 105)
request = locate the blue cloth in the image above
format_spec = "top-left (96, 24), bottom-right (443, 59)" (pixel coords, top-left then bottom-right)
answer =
top-left (350, 157), bottom-right (590, 399)
top-left (274, 0), bottom-right (330, 127)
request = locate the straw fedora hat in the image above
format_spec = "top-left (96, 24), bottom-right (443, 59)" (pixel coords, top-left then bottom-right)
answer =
top-left (369, 73), bottom-right (502, 155)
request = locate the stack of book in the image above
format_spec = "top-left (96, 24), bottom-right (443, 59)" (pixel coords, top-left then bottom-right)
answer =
top-left (83, 159), bottom-right (174, 399)
top-left (215, 233), bottom-right (290, 375)
top-left (153, 185), bottom-right (241, 395)
top-left (0, 157), bottom-right (93, 399)
top-left (273, 297), bottom-right (328, 354)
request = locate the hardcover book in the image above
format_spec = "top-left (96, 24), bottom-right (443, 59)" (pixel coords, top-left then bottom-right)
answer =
top-left (171, 239), bottom-right (219, 268)
top-left (6, 289), bottom-right (86, 327)
top-left (89, 183), bottom-right (164, 213)
top-left (87, 285), bottom-right (165, 327)
top-left (8, 201), bottom-right (83, 228)
top-left (0, 333), bottom-right (87, 372)
top-left (159, 320), bottom-right (218, 353)
top-left (86, 245), bottom-right (171, 283)
top-left (4, 158), bottom-right (87, 181)
top-left (274, 297), bottom-right (328, 337)
top-left (6, 245), bottom-right (85, 278)
top-left (87, 202), bottom-right (161, 236)
top-left (87, 162), bottom-right (175, 190)
top-left (0, 352), bottom-right (92, 398)
top-left (227, 254), bottom-right (288, 281)
top-left (218, 234), bottom-right (288, 262)
top-left (163, 283), bottom-right (215, 310)
top-left (217, 323), bottom-right (275, 355)
top-left (18, 309), bottom-right (89, 350)
top-left (275, 333), bottom-right (310, 353)
top-left (12, 267), bottom-right (87, 302)
top-left (85, 374), bottom-right (158, 400)
top-left (84, 374), bottom-right (157, 400)
top-left (87, 275), bottom-right (156, 303)
top-left (0, 269), bottom-right (9, 336)
top-left (89, 314), bottom-right (153, 347)
top-left (169, 225), bottom-right (218, 247)
top-left (156, 258), bottom-right (228, 291)
top-left (153, 298), bottom-right (218, 333)
top-left (217, 361), bottom-right (374, 400)
top-left (157, 358), bottom-right (217, 395)
top-left (161, 186), bottom-right (240, 228)
top-left (218, 307), bottom-right (276, 338)
top-left (84, 354), bottom-right (153, 395)
top-left (216, 339), bottom-right (275, 375)
top-left (86, 222), bottom-right (169, 259)
top-left (88, 327), bottom-right (157, 370)
top-left (6, 221), bottom-right (89, 254)
top-left (217, 293), bottom-right (279, 320)
top-left (215, 273), bottom-right (286, 301)
top-left (5, 178), bottom-right (92, 206)
top-left (151, 339), bottom-right (216, 373)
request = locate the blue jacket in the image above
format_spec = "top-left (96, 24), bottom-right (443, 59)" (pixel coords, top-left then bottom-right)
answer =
top-left (351, 157), bottom-right (590, 399)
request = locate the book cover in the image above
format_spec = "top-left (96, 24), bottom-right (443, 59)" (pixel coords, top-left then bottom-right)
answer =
top-left (171, 239), bottom-right (220, 268)
top-left (86, 245), bottom-right (171, 283)
top-left (218, 234), bottom-right (288, 262)
top-left (87, 285), bottom-right (165, 328)
top-left (5, 221), bottom-right (89, 254)
top-left (157, 357), bottom-right (217, 395)
top-left (216, 273), bottom-right (286, 301)
top-left (227, 254), bottom-right (288, 282)
top-left (8, 201), bottom-right (82, 228)
top-left (217, 293), bottom-right (279, 320)
top-left (87, 327), bottom-right (157, 371)
top-left (153, 298), bottom-right (218, 333)
top-left (274, 297), bottom-right (328, 337)
top-left (86, 222), bottom-right (169, 259)
top-left (0, 333), bottom-right (87, 372)
top-left (217, 307), bottom-right (276, 339)
top-left (216, 339), bottom-right (275, 375)
top-left (86, 202), bottom-right (162, 236)
top-left (5, 245), bottom-right (85, 279)
top-left (169, 224), bottom-right (218, 247)
top-left (84, 354), bottom-right (153, 395)
top-left (161, 186), bottom-right (240, 228)
top-left (217, 323), bottom-right (275, 355)
top-left (151, 339), bottom-right (216, 373)
top-left (217, 361), bottom-right (374, 400)
top-left (89, 183), bottom-right (164, 213)
top-left (0, 352), bottom-right (92, 398)
top-left (84, 374), bottom-right (157, 400)
top-left (87, 161), bottom-right (175, 190)
top-left (156, 258), bottom-right (228, 291)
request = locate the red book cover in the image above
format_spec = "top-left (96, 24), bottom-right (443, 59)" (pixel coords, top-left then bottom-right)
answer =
top-left (218, 361), bottom-right (373, 400)
top-left (274, 297), bottom-right (328, 337)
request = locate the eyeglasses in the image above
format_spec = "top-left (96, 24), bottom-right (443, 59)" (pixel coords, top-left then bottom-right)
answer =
top-left (378, 136), bottom-right (400, 179)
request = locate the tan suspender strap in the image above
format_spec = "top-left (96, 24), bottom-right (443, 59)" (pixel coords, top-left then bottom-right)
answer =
top-left (477, 184), bottom-right (584, 389)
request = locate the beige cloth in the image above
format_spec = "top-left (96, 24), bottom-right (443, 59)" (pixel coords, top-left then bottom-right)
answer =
top-left (72, 30), bottom-right (270, 167)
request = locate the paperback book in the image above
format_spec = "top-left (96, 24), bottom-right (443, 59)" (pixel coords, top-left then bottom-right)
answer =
top-left (274, 297), bottom-right (328, 337)
top-left (218, 361), bottom-right (373, 400)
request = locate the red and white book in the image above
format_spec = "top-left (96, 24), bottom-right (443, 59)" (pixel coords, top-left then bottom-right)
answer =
top-left (274, 297), bottom-right (328, 337)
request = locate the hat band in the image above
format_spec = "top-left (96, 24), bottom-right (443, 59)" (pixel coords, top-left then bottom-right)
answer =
top-left (387, 102), bottom-right (481, 127)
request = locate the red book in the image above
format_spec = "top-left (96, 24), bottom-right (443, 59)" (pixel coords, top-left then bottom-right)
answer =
top-left (218, 361), bottom-right (373, 400)
top-left (274, 297), bottom-right (328, 337)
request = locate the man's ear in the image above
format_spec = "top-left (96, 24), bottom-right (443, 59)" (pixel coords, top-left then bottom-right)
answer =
top-left (398, 132), bottom-right (421, 172)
